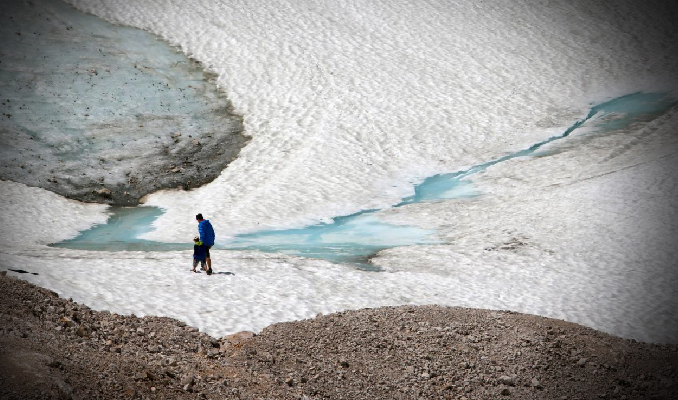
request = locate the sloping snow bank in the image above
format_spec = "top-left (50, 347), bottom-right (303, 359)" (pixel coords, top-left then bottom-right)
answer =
top-left (65, 0), bottom-right (678, 242)
top-left (374, 107), bottom-right (678, 343)
top-left (0, 180), bottom-right (108, 249)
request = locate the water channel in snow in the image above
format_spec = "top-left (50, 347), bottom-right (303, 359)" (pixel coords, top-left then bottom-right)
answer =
top-left (53, 92), bottom-right (677, 268)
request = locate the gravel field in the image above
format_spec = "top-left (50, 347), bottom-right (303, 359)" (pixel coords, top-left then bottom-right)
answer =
top-left (1, 273), bottom-right (676, 399)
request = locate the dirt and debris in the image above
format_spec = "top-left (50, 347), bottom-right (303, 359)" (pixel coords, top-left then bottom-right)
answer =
top-left (1, 274), bottom-right (676, 399)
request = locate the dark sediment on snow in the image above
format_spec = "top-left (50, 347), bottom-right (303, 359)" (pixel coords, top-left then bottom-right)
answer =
top-left (0, 0), bottom-right (248, 205)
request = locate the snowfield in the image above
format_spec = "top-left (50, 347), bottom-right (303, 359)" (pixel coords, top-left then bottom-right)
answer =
top-left (1, 0), bottom-right (678, 343)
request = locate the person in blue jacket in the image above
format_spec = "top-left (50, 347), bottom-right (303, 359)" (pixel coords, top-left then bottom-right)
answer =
top-left (196, 213), bottom-right (215, 275)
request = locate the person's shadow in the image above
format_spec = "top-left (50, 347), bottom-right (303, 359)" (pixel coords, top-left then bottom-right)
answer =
top-left (211, 271), bottom-right (235, 276)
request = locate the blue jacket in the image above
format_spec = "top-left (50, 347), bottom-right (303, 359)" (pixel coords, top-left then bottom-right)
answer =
top-left (193, 243), bottom-right (207, 261)
top-left (198, 219), bottom-right (215, 246)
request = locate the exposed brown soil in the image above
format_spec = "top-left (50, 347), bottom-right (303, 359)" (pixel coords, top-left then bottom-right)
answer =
top-left (1, 273), bottom-right (676, 399)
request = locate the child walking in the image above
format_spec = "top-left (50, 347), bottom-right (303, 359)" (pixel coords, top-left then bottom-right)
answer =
top-left (191, 236), bottom-right (208, 273)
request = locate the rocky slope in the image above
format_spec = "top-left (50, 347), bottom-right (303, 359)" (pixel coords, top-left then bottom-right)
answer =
top-left (1, 273), bottom-right (676, 399)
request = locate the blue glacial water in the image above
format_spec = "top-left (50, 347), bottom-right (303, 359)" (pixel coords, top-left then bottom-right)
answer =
top-left (52, 92), bottom-right (677, 268)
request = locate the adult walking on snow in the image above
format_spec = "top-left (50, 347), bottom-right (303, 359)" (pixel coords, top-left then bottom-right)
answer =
top-left (196, 213), bottom-right (215, 275)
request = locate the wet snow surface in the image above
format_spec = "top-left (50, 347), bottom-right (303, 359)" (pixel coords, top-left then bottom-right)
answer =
top-left (53, 93), bottom-right (677, 272)
top-left (2, 0), bottom-right (678, 344)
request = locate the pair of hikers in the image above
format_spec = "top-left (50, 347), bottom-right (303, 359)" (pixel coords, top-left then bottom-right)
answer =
top-left (191, 213), bottom-right (215, 275)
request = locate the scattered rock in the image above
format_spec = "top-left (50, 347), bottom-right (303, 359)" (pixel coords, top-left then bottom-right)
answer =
top-left (134, 371), bottom-right (148, 381)
top-left (123, 386), bottom-right (136, 398)
top-left (181, 375), bottom-right (195, 387)
top-left (1, 275), bottom-right (677, 400)
top-left (531, 377), bottom-right (542, 389)
top-left (498, 375), bottom-right (517, 386)
top-left (96, 188), bottom-right (112, 198)
top-left (75, 324), bottom-right (89, 337)
top-left (224, 331), bottom-right (255, 345)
